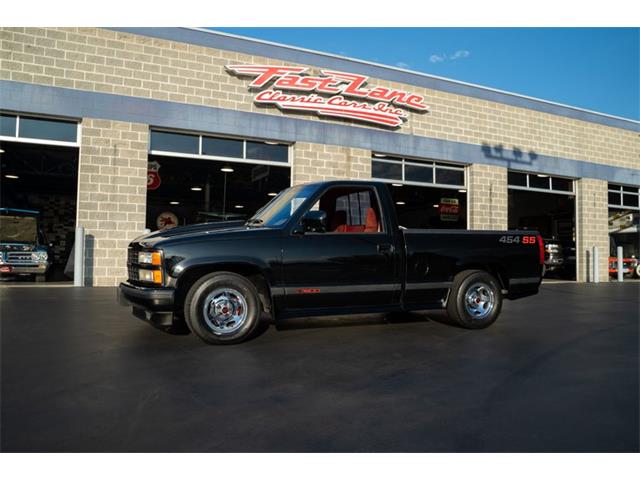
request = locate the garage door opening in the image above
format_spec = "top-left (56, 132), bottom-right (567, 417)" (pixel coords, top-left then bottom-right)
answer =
top-left (371, 154), bottom-right (467, 229)
top-left (1, 141), bottom-right (79, 283)
top-left (508, 171), bottom-right (576, 280)
top-left (146, 130), bottom-right (292, 230)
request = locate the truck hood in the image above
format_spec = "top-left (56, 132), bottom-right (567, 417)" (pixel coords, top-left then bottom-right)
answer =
top-left (0, 243), bottom-right (42, 252)
top-left (134, 220), bottom-right (261, 246)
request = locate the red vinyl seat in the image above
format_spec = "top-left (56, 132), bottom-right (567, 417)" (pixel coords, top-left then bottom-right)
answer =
top-left (364, 207), bottom-right (379, 232)
top-left (332, 208), bottom-right (379, 233)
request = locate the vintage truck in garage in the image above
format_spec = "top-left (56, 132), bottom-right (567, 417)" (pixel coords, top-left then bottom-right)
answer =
top-left (0, 208), bottom-right (53, 282)
top-left (119, 180), bottom-right (544, 344)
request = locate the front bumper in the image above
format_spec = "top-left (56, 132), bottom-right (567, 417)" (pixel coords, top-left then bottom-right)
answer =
top-left (118, 282), bottom-right (184, 332)
top-left (0, 264), bottom-right (48, 275)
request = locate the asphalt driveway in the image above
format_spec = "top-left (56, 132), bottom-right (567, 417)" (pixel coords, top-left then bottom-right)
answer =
top-left (1, 282), bottom-right (638, 452)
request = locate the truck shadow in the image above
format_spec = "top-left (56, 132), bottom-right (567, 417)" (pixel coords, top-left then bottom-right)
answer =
top-left (274, 310), bottom-right (449, 332)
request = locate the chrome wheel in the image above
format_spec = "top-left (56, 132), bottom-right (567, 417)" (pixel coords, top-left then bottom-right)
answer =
top-left (202, 288), bottom-right (248, 335)
top-left (464, 282), bottom-right (495, 319)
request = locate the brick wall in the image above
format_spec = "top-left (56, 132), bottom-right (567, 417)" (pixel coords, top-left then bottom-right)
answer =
top-left (77, 119), bottom-right (148, 286)
top-left (575, 178), bottom-right (610, 282)
top-left (0, 27), bottom-right (637, 171)
top-left (467, 164), bottom-right (508, 230)
top-left (292, 143), bottom-right (371, 184)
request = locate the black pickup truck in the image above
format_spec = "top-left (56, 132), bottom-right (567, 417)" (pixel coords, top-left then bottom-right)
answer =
top-left (119, 180), bottom-right (543, 344)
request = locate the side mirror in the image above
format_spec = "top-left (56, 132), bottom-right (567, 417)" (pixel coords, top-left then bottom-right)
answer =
top-left (300, 210), bottom-right (327, 233)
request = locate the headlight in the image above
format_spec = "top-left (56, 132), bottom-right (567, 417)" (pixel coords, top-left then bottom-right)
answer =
top-left (31, 252), bottom-right (48, 262)
top-left (138, 251), bottom-right (162, 265)
top-left (138, 269), bottom-right (163, 284)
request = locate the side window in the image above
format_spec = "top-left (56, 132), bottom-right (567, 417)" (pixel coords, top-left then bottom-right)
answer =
top-left (317, 187), bottom-right (383, 233)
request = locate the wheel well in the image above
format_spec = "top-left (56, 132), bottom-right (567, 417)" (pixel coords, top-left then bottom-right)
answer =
top-left (455, 264), bottom-right (507, 290)
top-left (174, 264), bottom-right (273, 315)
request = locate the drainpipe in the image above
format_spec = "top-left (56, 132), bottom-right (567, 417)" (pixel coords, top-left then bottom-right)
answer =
top-left (592, 246), bottom-right (599, 283)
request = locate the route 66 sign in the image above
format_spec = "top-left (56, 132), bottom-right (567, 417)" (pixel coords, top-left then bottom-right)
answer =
top-left (147, 161), bottom-right (161, 190)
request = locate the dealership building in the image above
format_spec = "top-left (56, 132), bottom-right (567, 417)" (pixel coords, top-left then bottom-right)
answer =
top-left (1, 27), bottom-right (638, 286)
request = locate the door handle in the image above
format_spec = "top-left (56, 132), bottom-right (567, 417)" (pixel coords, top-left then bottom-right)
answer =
top-left (378, 243), bottom-right (395, 255)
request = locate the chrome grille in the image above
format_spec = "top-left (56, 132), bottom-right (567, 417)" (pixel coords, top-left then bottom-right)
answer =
top-left (6, 252), bottom-right (34, 264)
top-left (127, 247), bottom-right (139, 282)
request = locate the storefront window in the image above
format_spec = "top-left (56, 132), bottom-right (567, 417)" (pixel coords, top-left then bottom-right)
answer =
top-left (202, 136), bottom-right (243, 158)
top-left (245, 141), bottom-right (288, 163)
top-left (18, 116), bottom-right (78, 143)
top-left (405, 164), bottom-right (433, 183)
top-left (149, 129), bottom-right (290, 165)
top-left (372, 154), bottom-right (465, 187)
top-left (0, 114), bottom-right (17, 137)
top-left (372, 160), bottom-right (402, 180)
top-left (508, 171), bottom-right (574, 194)
top-left (435, 167), bottom-right (464, 186)
top-left (150, 131), bottom-right (199, 154)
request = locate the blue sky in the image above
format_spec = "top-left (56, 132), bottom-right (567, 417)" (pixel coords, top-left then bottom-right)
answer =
top-left (211, 28), bottom-right (639, 120)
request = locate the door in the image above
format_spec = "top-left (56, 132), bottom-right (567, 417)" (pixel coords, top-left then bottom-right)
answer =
top-left (280, 185), bottom-right (401, 313)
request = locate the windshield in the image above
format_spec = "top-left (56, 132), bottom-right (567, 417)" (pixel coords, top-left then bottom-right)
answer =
top-left (247, 184), bottom-right (319, 227)
top-left (0, 215), bottom-right (38, 244)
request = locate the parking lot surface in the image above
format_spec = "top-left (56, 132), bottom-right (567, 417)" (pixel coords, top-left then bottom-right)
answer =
top-left (1, 282), bottom-right (638, 452)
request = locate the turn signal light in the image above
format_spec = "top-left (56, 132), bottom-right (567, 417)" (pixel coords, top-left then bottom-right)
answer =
top-left (138, 269), bottom-right (163, 284)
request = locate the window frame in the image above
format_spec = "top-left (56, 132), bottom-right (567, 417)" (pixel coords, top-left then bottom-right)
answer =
top-left (608, 183), bottom-right (640, 211)
top-left (295, 184), bottom-right (388, 236)
top-left (149, 128), bottom-right (292, 168)
top-left (372, 154), bottom-right (467, 189)
top-left (0, 112), bottom-right (80, 147)
top-left (507, 170), bottom-right (575, 196)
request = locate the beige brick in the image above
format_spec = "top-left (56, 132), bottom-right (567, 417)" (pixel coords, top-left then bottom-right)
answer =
top-left (77, 118), bottom-right (148, 286)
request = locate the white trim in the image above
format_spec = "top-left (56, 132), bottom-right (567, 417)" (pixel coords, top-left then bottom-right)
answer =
top-left (0, 136), bottom-right (80, 148)
top-left (608, 204), bottom-right (640, 212)
top-left (508, 185), bottom-right (575, 196)
top-left (186, 27), bottom-right (640, 126)
top-left (149, 149), bottom-right (291, 168)
top-left (14, 115), bottom-right (20, 137)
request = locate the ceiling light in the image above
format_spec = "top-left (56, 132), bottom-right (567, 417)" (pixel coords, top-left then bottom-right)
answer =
top-left (220, 166), bottom-right (234, 173)
top-left (0, 148), bottom-right (5, 154)
top-left (267, 192), bottom-right (277, 197)
top-left (395, 201), bottom-right (405, 205)
top-left (5, 174), bottom-right (19, 179)
top-left (432, 204), bottom-right (439, 208)
top-left (373, 153), bottom-right (386, 158)
top-left (170, 201), bottom-right (180, 205)
top-left (191, 186), bottom-right (202, 191)
top-left (392, 183), bottom-right (403, 187)
top-left (536, 174), bottom-right (549, 178)
top-left (234, 205), bottom-right (244, 209)
top-left (458, 189), bottom-right (467, 193)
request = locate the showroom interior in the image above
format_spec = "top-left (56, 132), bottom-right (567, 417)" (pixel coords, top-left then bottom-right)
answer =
top-left (0, 27), bottom-right (638, 285)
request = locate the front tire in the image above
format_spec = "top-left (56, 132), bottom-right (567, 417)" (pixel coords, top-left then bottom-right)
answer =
top-left (184, 272), bottom-right (262, 345)
top-left (446, 270), bottom-right (502, 329)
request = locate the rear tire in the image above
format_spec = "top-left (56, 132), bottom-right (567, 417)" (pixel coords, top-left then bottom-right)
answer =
top-left (184, 271), bottom-right (262, 345)
top-left (446, 270), bottom-right (502, 329)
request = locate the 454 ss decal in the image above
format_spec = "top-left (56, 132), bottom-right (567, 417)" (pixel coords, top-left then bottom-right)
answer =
top-left (498, 235), bottom-right (537, 244)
